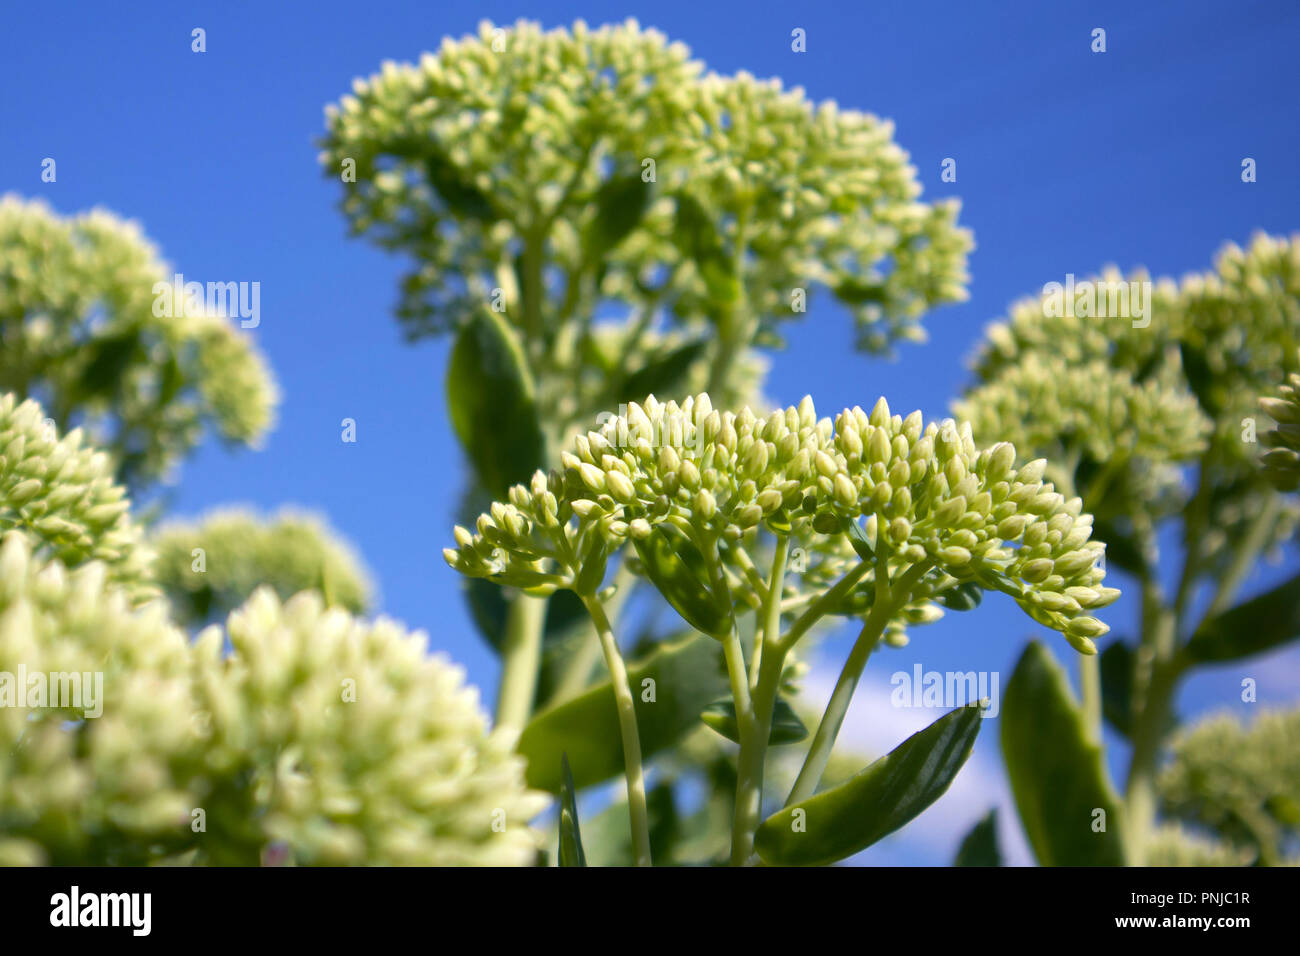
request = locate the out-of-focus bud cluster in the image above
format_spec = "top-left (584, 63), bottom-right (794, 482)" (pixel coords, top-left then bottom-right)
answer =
top-left (0, 393), bottom-right (155, 602)
top-left (961, 234), bottom-right (1300, 564)
top-left (1259, 358), bottom-right (1300, 492)
top-left (191, 589), bottom-right (547, 865)
top-left (0, 532), bottom-right (196, 866)
top-left (0, 531), bottom-right (547, 866)
top-left (955, 353), bottom-right (1209, 498)
top-left (321, 18), bottom-right (970, 367)
top-left (0, 195), bottom-right (278, 490)
top-left (1158, 708), bottom-right (1300, 866)
top-left (1143, 824), bottom-right (1253, 867)
top-left (445, 393), bottom-right (1116, 652)
top-left (152, 508), bottom-right (373, 628)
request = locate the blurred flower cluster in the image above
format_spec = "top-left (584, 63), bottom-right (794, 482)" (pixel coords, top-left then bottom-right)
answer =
top-left (0, 195), bottom-right (278, 490)
top-left (151, 508), bottom-right (373, 628)
top-left (321, 19), bottom-right (971, 425)
top-left (0, 395), bottom-right (545, 866)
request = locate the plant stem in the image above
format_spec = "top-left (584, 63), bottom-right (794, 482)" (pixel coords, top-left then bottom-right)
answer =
top-left (1124, 594), bottom-right (1178, 865)
top-left (551, 562), bottom-right (637, 703)
top-left (1079, 652), bottom-right (1102, 744)
top-left (495, 592), bottom-right (548, 731)
top-left (730, 641), bottom-right (786, 865)
top-left (752, 536), bottom-right (789, 686)
top-left (579, 592), bottom-right (652, 867)
top-left (1203, 493), bottom-right (1279, 621)
top-left (785, 560), bottom-right (931, 806)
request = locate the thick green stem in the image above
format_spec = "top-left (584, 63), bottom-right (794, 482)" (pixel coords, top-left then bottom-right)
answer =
top-left (495, 592), bottom-right (548, 731)
top-left (1079, 652), bottom-right (1102, 745)
top-left (752, 536), bottom-right (789, 686)
top-left (786, 560), bottom-right (931, 806)
top-left (579, 592), bottom-right (652, 867)
top-left (730, 640), bottom-right (786, 865)
top-left (1125, 655), bottom-right (1178, 865)
top-left (551, 563), bottom-right (637, 703)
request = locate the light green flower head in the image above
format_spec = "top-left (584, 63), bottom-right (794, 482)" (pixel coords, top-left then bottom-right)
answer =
top-left (152, 508), bottom-right (373, 627)
top-left (0, 393), bottom-right (155, 602)
top-left (1158, 708), bottom-right (1300, 866)
top-left (0, 195), bottom-right (278, 489)
top-left (192, 588), bottom-right (548, 866)
top-left (321, 19), bottom-right (970, 354)
top-left (0, 532), bottom-right (198, 866)
top-left (446, 393), bottom-right (1116, 653)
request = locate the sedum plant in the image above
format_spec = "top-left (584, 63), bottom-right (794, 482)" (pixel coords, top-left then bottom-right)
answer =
top-left (0, 392), bottom-right (155, 602)
top-left (321, 18), bottom-right (971, 740)
top-left (956, 233), bottom-right (1300, 865)
top-left (446, 392), bottom-right (1115, 865)
top-left (0, 195), bottom-right (278, 492)
top-left (151, 508), bottom-right (373, 628)
top-left (0, 396), bottom-right (545, 866)
top-left (1157, 708), bottom-right (1300, 866)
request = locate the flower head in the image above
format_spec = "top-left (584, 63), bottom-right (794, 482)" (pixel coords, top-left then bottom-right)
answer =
top-left (0, 393), bottom-right (155, 602)
top-left (446, 393), bottom-right (1116, 652)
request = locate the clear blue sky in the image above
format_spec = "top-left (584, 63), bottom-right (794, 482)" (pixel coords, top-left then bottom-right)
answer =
top-left (3, 0), bottom-right (1298, 864)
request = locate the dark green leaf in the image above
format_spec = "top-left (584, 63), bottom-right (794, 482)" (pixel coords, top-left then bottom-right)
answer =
top-left (77, 330), bottom-right (141, 399)
top-left (1001, 641), bottom-right (1128, 866)
top-left (589, 173), bottom-right (653, 252)
top-left (631, 524), bottom-right (731, 637)
top-left (755, 704), bottom-right (984, 866)
top-left (1099, 638), bottom-right (1134, 737)
top-left (832, 277), bottom-right (887, 307)
top-left (424, 152), bottom-right (497, 222)
top-left (446, 309), bottom-right (547, 499)
top-left (618, 340), bottom-right (708, 405)
top-left (938, 582), bottom-right (983, 612)
top-left (954, 808), bottom-right (1002, 866)
top-left (1184, 570), bottom-right (1300, 663)
top-left (1090, 518), bottom-right (1145, 576)
top-left (700, 696), bottom-right (808, 746)
top-left (519, 633), bottom-right (730, 793)
top-left (557, 754), bottom-right (587, 867)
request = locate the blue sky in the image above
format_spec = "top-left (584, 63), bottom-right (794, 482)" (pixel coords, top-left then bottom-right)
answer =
top-left (3, 0), bottom-right (1298, 864)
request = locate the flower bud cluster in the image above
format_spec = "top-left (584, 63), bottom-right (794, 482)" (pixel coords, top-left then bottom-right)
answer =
top-left (0, 393), bottom-right (155, 602)
top-left (446, 393), bottom-right (1117, 651)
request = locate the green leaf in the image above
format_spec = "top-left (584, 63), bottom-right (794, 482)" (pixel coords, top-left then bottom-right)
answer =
top-left (518, 633), bottom-right (730, 793)
top-left (589, 173), bottom-right (653, 252)
top-left (446, 309), bottom-right (547, 499)
top-left (424, 151), bottom-right (497, 222)
top-left (700, 696), bottom-right (808, 746)
top-left (953, 808), bottom-right (1002, 866)
top-left (1099, 638), bottom-right (1135, 737)
top-left (832, 276), bottom-right (887, 307)
top-left (618, 340), bottom-right (708, 406)
top-left (557, 754), bottom-right (587, 867)
top-left (631, 524), bottom-right (731, 637)
top-left (755, 704), bottom-right (984, 866)
top-left (77, 329), bottom-right (141, 400)
top-left (672, 195), bottom-right (739, 307)
top-left (1184, 570), bottom-right (1300, 663)
top-left (937, 582), bottom-right (983, 612)
top-left (1001, 641), bottom-right (1128, 866)
top-left (1090, 518), bottom-right (1145, 577)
